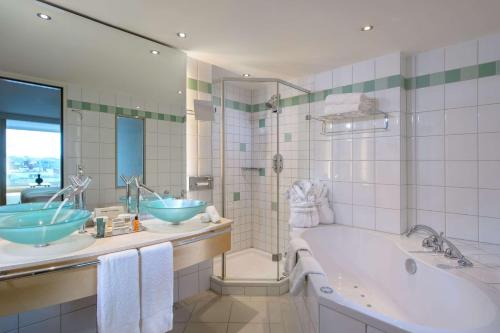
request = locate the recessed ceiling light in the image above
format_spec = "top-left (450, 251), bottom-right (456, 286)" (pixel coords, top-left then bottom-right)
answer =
top-left (176, 32), bottom-right (187, 38)
top-left (361, 25), bottom-right (374, 32)
top-left (242, 73), bottom-right (251, 77)
top-left (150, 50), bottom-right (160, 55)
top-left (135, 106), bottom-right (141, 109)
top-left (177, 90), bottom-right (183, 95)
top-left (37, 13), bottom-right (51, 20)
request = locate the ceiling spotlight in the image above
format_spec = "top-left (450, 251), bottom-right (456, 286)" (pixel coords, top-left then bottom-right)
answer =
top-left (135, 106), bottom-right (141, 109)
top-left (37, 13), bottom-right (51, 20)
top-left (242, 73), bottom-right (251, 77)
top-left (150, 50), bottom-right (160, 55)
top-left (176, 32), bottom-right (187, 38)
top-left (361, 25), bottom-right (374, 31)
top-left (177, 90), bottom-right (183, 95)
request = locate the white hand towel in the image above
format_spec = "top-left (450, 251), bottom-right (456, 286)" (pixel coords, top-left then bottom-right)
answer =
top-left (289, 255), bottom-right (325, 296)
top-left (140, 242), bottom-right (173, 333)
top-left (324, 93), bottom-right (370, 105)
top-left (285, 238), bottom-right (312, 275)
top-left (206, 205), bottom-right (221, 223)
top-left (97, 250), bottom-right (140, 333)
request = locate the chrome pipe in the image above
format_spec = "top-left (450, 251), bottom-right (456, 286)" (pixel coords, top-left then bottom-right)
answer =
top-left (276, 80), bottom-right (281, 281)
top-left (220, 79), bottom-right (226, 280)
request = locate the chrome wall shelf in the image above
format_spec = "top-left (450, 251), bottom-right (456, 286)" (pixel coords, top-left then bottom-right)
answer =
top-left (307, 109), bottom-right (389, 136)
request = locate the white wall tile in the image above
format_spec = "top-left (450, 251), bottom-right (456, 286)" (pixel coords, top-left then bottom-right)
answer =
top-left (353, 60), bottom-right (375, 83)
top-left (417, 161), bottom-right (445, 186)
top-left (479, 189), bottom-right (500, 218)
top-left (332, 182), bottom-right (353, 204)
top-left (375, 161), bottom-right (400, 185)
top-left (445, 134), bottom-right (477, 161)
top-left (479, 161), bottom-right (500, 189)
top-left (416, 86), bottom-right (444, 112)
top-left (375, 53), bottom-right (401, 78)
top-left (478, 33), bottom-right (500, 63)
top-left (417, 210), bottom-right (445, 233)
top-left (479, 217), bottom-right (500, 244)
top-left (445, 40), bottom-right (478, 70)
top-left (416, 48), bottom-right (444, 75)
top-left (445, 107), bottom-right (477, 134)
top-left (478, 76), bottom-right (500, 105)
top-left (445, 80), bottom-right (477, 109)
top-left (478, 104), bottom-right (500, 133)
top-left (415, 136), bottom-right (444, 161)
top-left (314, 70), bottom-right (333, 91)
top-left (353, 206), bottom-right (376, 230)
top-left (376, 208), bottom-right (401, 233)
top-left (353, 183), bottom-right (375, 206)
top-left (417, 186), bottom-right (445, 212)
top-left (445, 161), bottom-right (478, 188)
top-left (446, 213), bottom-right (478, 241)
top-left (479, 133), bottom-right (500, 160)
top-left (416, 110), bottom-right (444, 136)
top-left (446, 187), bottom-right (478, 215)
top-left (332, 65), bottom-right (353, 88)
top-left (375, 184), bottom-right (400, 209)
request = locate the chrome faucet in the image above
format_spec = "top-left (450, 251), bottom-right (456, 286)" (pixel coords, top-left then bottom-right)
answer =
top-left (406, 224), bottom-right (473, 267)
top-left (120, 175), bottom-right (136, 214)
top-left (406, 224), bottom-right (444, 252)
top-left (134, 178), bottom-right (156, 216)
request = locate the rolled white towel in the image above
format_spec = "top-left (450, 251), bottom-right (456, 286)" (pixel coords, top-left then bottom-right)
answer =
top-left (285, 238), bottom-right (312, 275)
top-left (325, 93), bottom-right (370, 105)
top-left (324, 101), bottom-right (375, 115)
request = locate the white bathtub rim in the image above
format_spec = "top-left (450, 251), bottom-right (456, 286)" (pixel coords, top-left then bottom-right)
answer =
top-left (292, 225), bottom-right (500, 333)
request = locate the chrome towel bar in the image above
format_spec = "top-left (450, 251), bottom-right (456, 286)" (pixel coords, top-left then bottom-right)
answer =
top-left (0, 228), bottom-right (230, 282)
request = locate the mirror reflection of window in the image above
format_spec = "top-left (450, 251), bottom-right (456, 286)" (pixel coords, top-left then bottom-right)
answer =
top-left (0, 77), bottom-right (63, 205)
top-left (116, 116), bottom-right (144, 187)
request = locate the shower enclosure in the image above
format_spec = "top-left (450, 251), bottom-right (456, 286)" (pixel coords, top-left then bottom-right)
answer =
top-left (212, 78), bottom-right (310, 281)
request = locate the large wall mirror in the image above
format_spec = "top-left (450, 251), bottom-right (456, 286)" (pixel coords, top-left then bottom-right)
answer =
top-left (0, 0), bottom-right (187, 209)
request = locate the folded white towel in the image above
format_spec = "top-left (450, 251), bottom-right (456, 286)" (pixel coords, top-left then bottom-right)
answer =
top-left (285, 238), bottom-right (312, 275)
top-left (140, 242), bottom-right (174, 333)
top-left (206, 205), bottom-right (221, 223)
top-left (324, 93), bottom-right (370, 105)
top-left (97, 250), bottom-right (140, 333)
top-left (289, 254), bottom-right (325, 296)
top-left (324, 101), bottom-right (375, 115)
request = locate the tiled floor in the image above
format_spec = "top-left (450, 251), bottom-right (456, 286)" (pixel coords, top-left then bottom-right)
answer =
top-left (171, 291), bottom-right (304, 333)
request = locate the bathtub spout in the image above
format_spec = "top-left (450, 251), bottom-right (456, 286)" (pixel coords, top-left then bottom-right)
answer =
top-left (406, 225), bottom-right (443, 252)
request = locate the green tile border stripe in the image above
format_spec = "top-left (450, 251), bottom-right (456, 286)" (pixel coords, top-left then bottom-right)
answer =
top-left (187, 78), bottom-right (212, 94)
top-left (66, 99), bottom-right (185, 123)
top-left (189, 60), bottom-right (500, 112)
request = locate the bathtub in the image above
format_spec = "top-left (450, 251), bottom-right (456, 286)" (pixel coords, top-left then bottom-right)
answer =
top-left (290, 225), bottom-right (500, 333)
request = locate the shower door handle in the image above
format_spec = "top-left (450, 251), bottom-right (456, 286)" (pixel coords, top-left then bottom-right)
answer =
top-left (272, 153), bottom-right (284, 174)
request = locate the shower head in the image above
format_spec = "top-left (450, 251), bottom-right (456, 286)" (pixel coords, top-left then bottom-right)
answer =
top-left (265, 94), bottom-right (279, 110)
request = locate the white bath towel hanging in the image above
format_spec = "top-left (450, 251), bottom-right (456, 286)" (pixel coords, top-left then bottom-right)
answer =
top-left (289, 254), bottom-right (325, 296)
top-left (285, 238), bottom-right (312, 274)
top-left (97, 250), bottom-right (140, 333)
top-left (140, 242), bottom-right (174, 333)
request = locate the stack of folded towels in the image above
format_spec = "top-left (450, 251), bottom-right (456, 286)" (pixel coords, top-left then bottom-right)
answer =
top-left (285, 180), bottom-right (334, 228)
top-left (324, 93), bottom-right (376, 115)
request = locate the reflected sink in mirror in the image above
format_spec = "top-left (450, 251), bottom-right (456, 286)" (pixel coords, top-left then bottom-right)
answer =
top-left (0, 201), bottom-right (73, 215)
top-left (0, 208), bottom-right (91, 246)
top-left (0, 232), bottom-right (95, 260)
top-left (144, 199), bottom-right (207, 224)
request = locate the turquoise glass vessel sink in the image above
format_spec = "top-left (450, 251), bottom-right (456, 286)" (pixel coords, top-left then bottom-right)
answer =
top-left (144, 199), bottom-right (207, 224)
top-left (0, 208), bottom-right (91, 246)
top-left (0, 201), bottom-right (73, 215)
top-left (120, 194), bottom-right (173, 214)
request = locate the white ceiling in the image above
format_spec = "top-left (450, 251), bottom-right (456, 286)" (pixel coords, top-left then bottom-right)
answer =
top-left (44, 0), bottom-right (500, 79)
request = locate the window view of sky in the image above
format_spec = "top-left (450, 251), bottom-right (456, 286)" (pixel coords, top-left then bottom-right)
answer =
top-left (6, 126), bottom-right (61, 189)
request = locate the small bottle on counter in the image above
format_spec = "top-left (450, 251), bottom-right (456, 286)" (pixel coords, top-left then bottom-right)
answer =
top-left (133, 215), bottom-right (140, 232)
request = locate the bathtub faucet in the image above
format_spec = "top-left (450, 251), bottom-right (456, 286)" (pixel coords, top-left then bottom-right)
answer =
top-left (406, 225), bottom-right (444, 252)
top-left (406, 225), bottom-right (473, 267)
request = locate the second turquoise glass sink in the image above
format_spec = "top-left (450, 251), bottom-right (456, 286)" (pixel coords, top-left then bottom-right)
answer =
top-left (144, 199), bottom-right (207, 224)
top-left (0, 208), bottom-right (91, 246)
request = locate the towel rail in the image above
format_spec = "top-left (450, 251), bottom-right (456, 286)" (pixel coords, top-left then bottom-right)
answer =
top-left (0, 228), bottom-right (230, 282)
top-left (307, 109), bottom-right (389, 136)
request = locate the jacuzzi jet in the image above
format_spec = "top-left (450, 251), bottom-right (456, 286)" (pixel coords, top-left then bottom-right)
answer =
top-left (353, 285), bottom-right (358, 288)
top-left (360, 294), bottom-right (365, 298)
top-left (366, 304), bottom-right (372, 308)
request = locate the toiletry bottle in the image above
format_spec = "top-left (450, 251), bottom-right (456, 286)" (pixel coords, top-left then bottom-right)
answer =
top-left (133, 215), bottom-right (140, 232)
